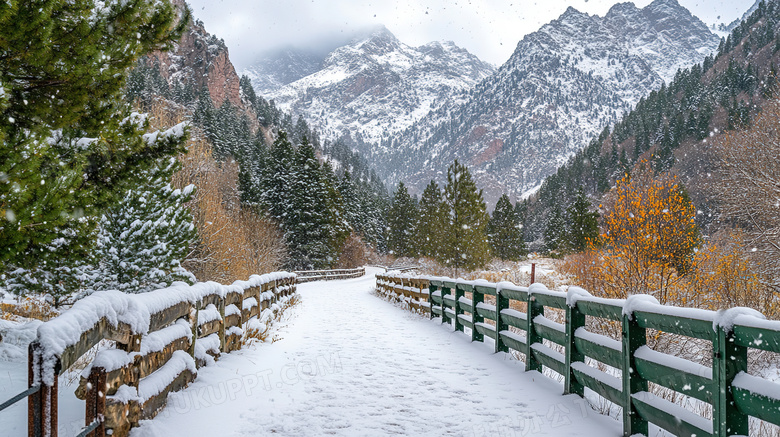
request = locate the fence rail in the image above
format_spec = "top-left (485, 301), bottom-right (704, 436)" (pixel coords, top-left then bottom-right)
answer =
top-left (20, 272), bottom-right (297, 437)
top-left (294, 267), bottom-right (365, 283)
top-left (376, 272), bottom-right (780, 437)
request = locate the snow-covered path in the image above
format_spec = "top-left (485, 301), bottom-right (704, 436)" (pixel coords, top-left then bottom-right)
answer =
top-left (133, 267), bottom-right (620, 436)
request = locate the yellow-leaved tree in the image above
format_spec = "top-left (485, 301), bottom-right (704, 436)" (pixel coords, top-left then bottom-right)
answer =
top-left (597, 163), bottom-right (699, 303)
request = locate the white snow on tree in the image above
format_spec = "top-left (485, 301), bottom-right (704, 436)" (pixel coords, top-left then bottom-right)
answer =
top-left (91, 157), bottom-right (197, 293)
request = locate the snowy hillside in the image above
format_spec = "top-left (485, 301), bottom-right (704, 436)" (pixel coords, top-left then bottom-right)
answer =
top-left (244, 26), bottom-right (495, 144)
top-left (376, 0), bottom-right (720, 205)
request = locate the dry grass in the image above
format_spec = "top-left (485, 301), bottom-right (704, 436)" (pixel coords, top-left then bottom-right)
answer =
top-left (241, 294), bottom-right (301, 346)
top-left (144, 100), bottom-right (286, 283)
top-left (1, 297), bottom-right (59, 321)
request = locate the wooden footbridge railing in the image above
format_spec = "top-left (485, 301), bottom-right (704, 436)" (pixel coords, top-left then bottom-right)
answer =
top-left (377, 271), bottom-right (780, 437)
top-left (293, 267), bottom-right (365, 283)
top-left (12, 272), bottom-right (297, 437)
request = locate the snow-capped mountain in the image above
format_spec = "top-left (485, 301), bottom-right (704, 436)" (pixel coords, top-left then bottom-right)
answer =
top-left (377, 0), bottom-right (720, 205)
top-left (244, 26), bottom-right (495, 143)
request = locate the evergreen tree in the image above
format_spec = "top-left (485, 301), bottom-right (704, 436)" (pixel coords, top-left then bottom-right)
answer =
top-left (92, 158), bottom-right (197, 293)
top-left (565, 188), bottom-right (600, 252)
top-left (387, 182), bottom-right (418, 257)
top-left (261, 131), bottom-right (295, 223)
top-left (320, 161), bottom-right (350, 264)
top-left (416, 180), bottom-right (448, 259)
top-left (0, 0), bottom-right (189, 272)
top-left (285, 138), bottom-right (333, 269)
top-left (544, 207), bottom-right (567, 253)
top-left (443, 160), bottom-right (490, 271)
top-left (488, 194), bottom-right (527, 260)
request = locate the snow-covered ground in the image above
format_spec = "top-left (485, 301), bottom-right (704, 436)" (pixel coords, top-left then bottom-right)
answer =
top-left (133, 267), bottom-right (620, 436)
top-left (0, 267), bottom-right (623, 436)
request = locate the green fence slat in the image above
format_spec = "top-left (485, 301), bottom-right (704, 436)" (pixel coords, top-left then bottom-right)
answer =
top-left (499, 330), bottom-right (526, 352)
top-left (500, 309), bottom-right (527, 330)
top-left (732, 385), bottom-right (780, 427)
top-left (633, 355), bottom-right (713, 404)
top-left (475, 323), bottom-right (497, 340)
top-left (534, 319), bottom-right (566, 346)
top-left (500, 288), bottom-right (527, 302)
top-left (631, 394), bottom-right (713, 437)
top-left (575, 300), bottom-right (623, 321)
top-left (457, 314), bottom-right (473, 330)
top-left (571, 366), bottom-right (623, 407)
top-left (733, 324), bottom-right (780, 353)
top-left (532, 293), bottom-right (567, 310)
top-left (475, 304), bottom-right (497, 322)
top-left (573, 336), bottom-right (622, 369)
top-left (633, 310), bottom-right (713, 340)
top-left (531, 345), bottom-right (566, 376)
top-left (474, 285), bottom-right (497, 296)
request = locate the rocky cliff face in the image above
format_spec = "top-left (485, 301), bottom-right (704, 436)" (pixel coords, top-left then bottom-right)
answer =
top-left (244, 26), bottom-right (495, 144)
top-left (377, 0), bottom-right (720, 205)
top-left (149, 0), bottom-right (242, 108)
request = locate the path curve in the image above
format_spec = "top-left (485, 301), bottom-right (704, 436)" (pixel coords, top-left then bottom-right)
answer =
top-left (133, 267), bottom-right (621, 436)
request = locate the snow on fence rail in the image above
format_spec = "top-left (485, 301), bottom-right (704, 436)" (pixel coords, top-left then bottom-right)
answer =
top-left (376, 272), bottom-right (780, 437)
top-left (22, 272), bottom-right (296, 437)
top-left (293, 267), bottom-right (365, 283)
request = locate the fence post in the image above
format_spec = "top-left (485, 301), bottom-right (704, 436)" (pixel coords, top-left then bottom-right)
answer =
top-left (495, 288), bottom-right (508, 353)
top-left (441, 282), bottom-right (453, 326)
top-left (621, 313), bottom-right (648, 437)
top-left (85, 367), bottom-right (106, 437)
top-left (530, 263), bottom-right (536, 284)
top-left (28, 342), bottom-right (59, 437)
top-left (712, 325), bottom-right (748, 437)
top-left (564, 302), bottom-right (585, 397)
top-left (525, 289), bottom-right (543, 373)
top-left (454, 283), bottom-right (466, 333)
top-left (471, 286), bottom-right (484, 343)
top-left (428, 281), bottom-right (437, 320)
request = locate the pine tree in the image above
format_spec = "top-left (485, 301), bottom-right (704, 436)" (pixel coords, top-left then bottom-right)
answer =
top-left (443, 160), bottom-right (490, 271)
top-left (0, 0), bottom-right (189, 272)
top-left (285, 138), bottom-right (333, 269)
top-left (92, 158), bottom-right (197, 293)
top-left (387, 182), bottom-right (418, 257)
top-left (565, 188), bottom-right (600, 252)
top-left (320, 161), bottom-right (350, 264)
top-left (488, 194), bottom-right (527, 260)
top-left (261, 131), bottom-right (295, 223)
top-left (416, 180), bottom-right (448, 259)
top-left (544, 207), bottom-right (567, 253)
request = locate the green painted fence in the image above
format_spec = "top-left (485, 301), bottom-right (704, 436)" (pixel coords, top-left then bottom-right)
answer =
top-left (376, 272), bottom-right (780, 437)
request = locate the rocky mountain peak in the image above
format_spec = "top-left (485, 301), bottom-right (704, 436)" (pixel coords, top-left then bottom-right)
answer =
top-left (246, 26), bottom-right (494, 143)
top-left (376, 0), bottom-right (720, 206)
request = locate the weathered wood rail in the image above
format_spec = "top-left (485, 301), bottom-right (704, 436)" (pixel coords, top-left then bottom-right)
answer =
top-left (377, 272), bottom-right (780, 437)
top-left (26, 272), bottom-right (297, 437)
top-left (293, 267), bottom-right (365, 283)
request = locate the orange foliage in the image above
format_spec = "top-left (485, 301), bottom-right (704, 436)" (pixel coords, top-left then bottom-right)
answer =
top-left (594, 163), bottom-right (699, 302)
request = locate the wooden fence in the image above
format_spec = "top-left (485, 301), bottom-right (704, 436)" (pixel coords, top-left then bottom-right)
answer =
top-left (376, 272), bottom-right (780, 437)
top-left (293, 267), bottom-right (365, 283)
top-left (26, 272), bottom-right (297, 437)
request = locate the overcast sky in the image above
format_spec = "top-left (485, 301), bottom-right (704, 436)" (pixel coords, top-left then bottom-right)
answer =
top-left (185, 0), bottom-right (756, 70)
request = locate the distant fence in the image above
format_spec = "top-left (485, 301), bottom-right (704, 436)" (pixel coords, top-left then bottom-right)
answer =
top-left (376, 272), bottom-right (780, 437)
top-left (15, 272), bottom-right (296, 437)
top-left (294, 267), bottom-right (365, 283)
